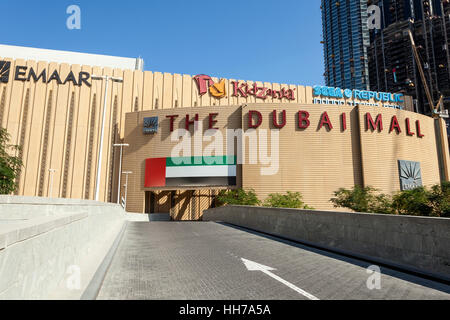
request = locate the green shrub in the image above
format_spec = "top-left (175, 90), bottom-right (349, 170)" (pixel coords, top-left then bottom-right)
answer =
top-left (216, 188), bottom-right (261, 206)
top-left (391, 187), bottom-right (433, 216)
top-left (330, 185), bottom-right (393, 214)
top-left (0, 128), bottom-right (23, 194)
top-left (263, 191), bottom-right (313, 209)
top-left (331, 182), bottom-right (450, 217)
top-left (430, 181), bottom-right (450, 218)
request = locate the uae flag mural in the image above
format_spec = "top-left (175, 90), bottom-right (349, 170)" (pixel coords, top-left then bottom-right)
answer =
top-left (145, 156), bottom-right (237, 188)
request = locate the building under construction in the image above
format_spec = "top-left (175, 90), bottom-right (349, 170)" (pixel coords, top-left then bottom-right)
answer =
top-left (368, 0), bottom-right (450, 116)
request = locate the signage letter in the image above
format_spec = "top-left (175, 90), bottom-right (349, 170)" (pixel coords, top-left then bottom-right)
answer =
top-left (208, 113), bottom-right (219, 130)
top-left (248, 110), bottom-right (262, 129)
top-left (185, 114), bottom-right (199, 130)
top-left (272, 110), bottom-right (286, 129)
top-left (166, 115), bottom-right (179, 132)
top-left (298, 111), bottom-right (310, 129)
top-left (14, 66), bottom-right (27, 81)
top-left (389, 115), bottom-right (402, 134)
top-left (319, 112), bottom-right (333, 130)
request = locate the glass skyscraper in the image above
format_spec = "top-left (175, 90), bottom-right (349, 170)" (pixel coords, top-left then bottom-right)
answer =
top-left (321, 0), bottom-right (370, 90)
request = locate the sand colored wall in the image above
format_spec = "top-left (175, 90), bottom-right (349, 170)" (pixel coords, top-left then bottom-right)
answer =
top-left (358, 107), bottom-right (442, 193)
top-left (2, 57), bottom-right (326, 202)
top-left (122, 106), bottom-right (242, 213)
top-left (123, 103), bottom-right (445, 215)
top-left (240, 103), bottom-right (362, 210)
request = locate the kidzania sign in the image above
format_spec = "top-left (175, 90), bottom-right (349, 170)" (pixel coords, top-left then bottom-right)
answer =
top-left (194, 74), bottom-right (296, 101)
top-left (313, 86), bottom-right (404, 109)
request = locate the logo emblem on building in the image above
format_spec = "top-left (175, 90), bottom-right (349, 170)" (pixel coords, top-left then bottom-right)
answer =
top-left (0, 61), bottom-right (11, 83)
top-left (194, 74), bottom-right (227, 98)
top-left (398, 160), bottom-right (423, 191)
top-left (143, 117), bottom-right (159, 134)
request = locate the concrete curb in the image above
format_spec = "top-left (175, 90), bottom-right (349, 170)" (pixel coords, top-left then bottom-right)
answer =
top-left (81, 221), bottom-right (128, 300)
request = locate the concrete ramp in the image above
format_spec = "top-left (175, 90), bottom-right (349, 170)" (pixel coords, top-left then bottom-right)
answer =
top-left (0, 196), bottom-right (126, 300)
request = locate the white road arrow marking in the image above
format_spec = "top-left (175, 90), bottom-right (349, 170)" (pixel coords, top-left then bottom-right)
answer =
top-left (241, 258), bottom-right (319, 300)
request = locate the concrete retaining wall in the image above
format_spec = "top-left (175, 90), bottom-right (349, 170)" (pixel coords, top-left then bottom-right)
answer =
top-left (203, 206), bottom-right (450, 282)
top-left (0, 196), bottom-right (126, 299)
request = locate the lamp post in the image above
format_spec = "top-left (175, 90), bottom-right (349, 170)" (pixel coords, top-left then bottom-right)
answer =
top-left (92, 75), bottom-right (123, 201)
top-left (122, 171), bottom-right (133, 211)
top-left (48, 169), bottom-right (56, 198)
top-left (113, 143), bottom-right (129, 204)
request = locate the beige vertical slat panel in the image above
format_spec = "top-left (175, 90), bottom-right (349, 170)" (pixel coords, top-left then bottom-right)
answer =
top-left (47, 63), bottom-right (71, 198)
top-left (108, 68), bottom-right (122, 202)
top-left (237, 80), bottom-right (248, 105)
top-left (81, 66), bottom-right (96, 199)
top-left (272, 82), bottom-right (281, 105)
top-left (108, 68), bottom-right (124, 202)
top-left (153, 72), bottom-right (163, 110)
top-left (64, 63), bottom-right (82, 198)
top-left (181, 74), bottom-right (192, 107)
top-left (37, 62), bottom-right (60, 197)
top-left (162, 72), bottom-right (173, 109)
top-left (264, 81), bottom-right (273, 104)
top-left (305, 85), bottom-right (313, 104)
top-left (69, 65), bottom-right (92, 199)
top-left (142, 71), bottom-right (154, 111)
top-left (85, 66), bottom-right (103, 199)
top-left (229, 79), bottom-right (238, 105)
top-left (200, 76), bottom-right (211, 107)
top-left (112, 68), bottom-right (124, 132)
top-left (120, 69), bottom-right (134, 139)
top-left (191, 75), bottom-right (200, 107)
top-left (17, 60), bottom-right (38, 195)
top-left (22, 61), bottom-right (49, 196)
top-left (255, 81), bottom-right (264, 104)
top-left (0, 56), bottom-right (6, 128)
top-left (297, 85), bottom-right (306, 104)
top-left (248, 80), bottom-right (257, 104)
top-left (172, 73), bottom-right (182, 109)
top-left (98, 67), bottom-right (114, 202)
top-left (0, 58), bottom-right (15, 131)
top-left (112, 68), bottom-right (124, 135)
top-left (5, 59), bottom-right (26, 148)
top-left (219, 78), bottom-right (230, 107)
top-left (289, 83), bottom-right (298, 104)
top-left (210, 77), bottom-right (220, 106)
top-left (280, 83), bottom-right (288, 104)
top-left (132, 70), bottom-right (144, 112)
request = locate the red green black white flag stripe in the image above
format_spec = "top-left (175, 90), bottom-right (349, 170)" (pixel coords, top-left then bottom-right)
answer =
top-left (145, 156), bottom-right (237, 188)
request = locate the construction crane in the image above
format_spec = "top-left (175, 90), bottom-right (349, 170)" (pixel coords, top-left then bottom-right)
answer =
top-left (407, 29), bottom-right (445, 117)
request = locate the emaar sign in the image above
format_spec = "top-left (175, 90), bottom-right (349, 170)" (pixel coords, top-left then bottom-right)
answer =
top-left (313, 86), bottom-right (405, 110)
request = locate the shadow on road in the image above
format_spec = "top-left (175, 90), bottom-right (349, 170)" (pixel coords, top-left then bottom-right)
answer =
top-left (216, 222), bottom-right (450, 295)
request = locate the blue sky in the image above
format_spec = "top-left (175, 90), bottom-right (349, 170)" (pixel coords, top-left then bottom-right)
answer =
top-left (2, 0), bottom-right (324, 86)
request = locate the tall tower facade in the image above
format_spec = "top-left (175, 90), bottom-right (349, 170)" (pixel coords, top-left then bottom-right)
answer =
top-left (321, 0), bottom-right (370, 90)
top-left (368, 0), bottom-right (450, 115)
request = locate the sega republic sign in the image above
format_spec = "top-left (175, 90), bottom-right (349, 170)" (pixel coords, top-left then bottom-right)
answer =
top-left (313, 86), bottom-right (404, 110)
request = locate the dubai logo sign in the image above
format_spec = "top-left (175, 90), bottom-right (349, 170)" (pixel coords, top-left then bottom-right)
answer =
top-left (398, 160), bottom-right (423, 191)
top-left (143, 117), bottom-right (159, 134)
top-left (0, 61), bottom-right (11, 83)
top-left (194, 74), bottom-right (295, 101)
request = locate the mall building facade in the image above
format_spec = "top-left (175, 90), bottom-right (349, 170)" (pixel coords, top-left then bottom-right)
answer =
top-left (1, 45), bottom-right (449, 220)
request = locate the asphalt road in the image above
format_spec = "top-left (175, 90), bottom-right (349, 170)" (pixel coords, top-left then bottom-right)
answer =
top-left (96, 222), bottom-right (450, 300)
